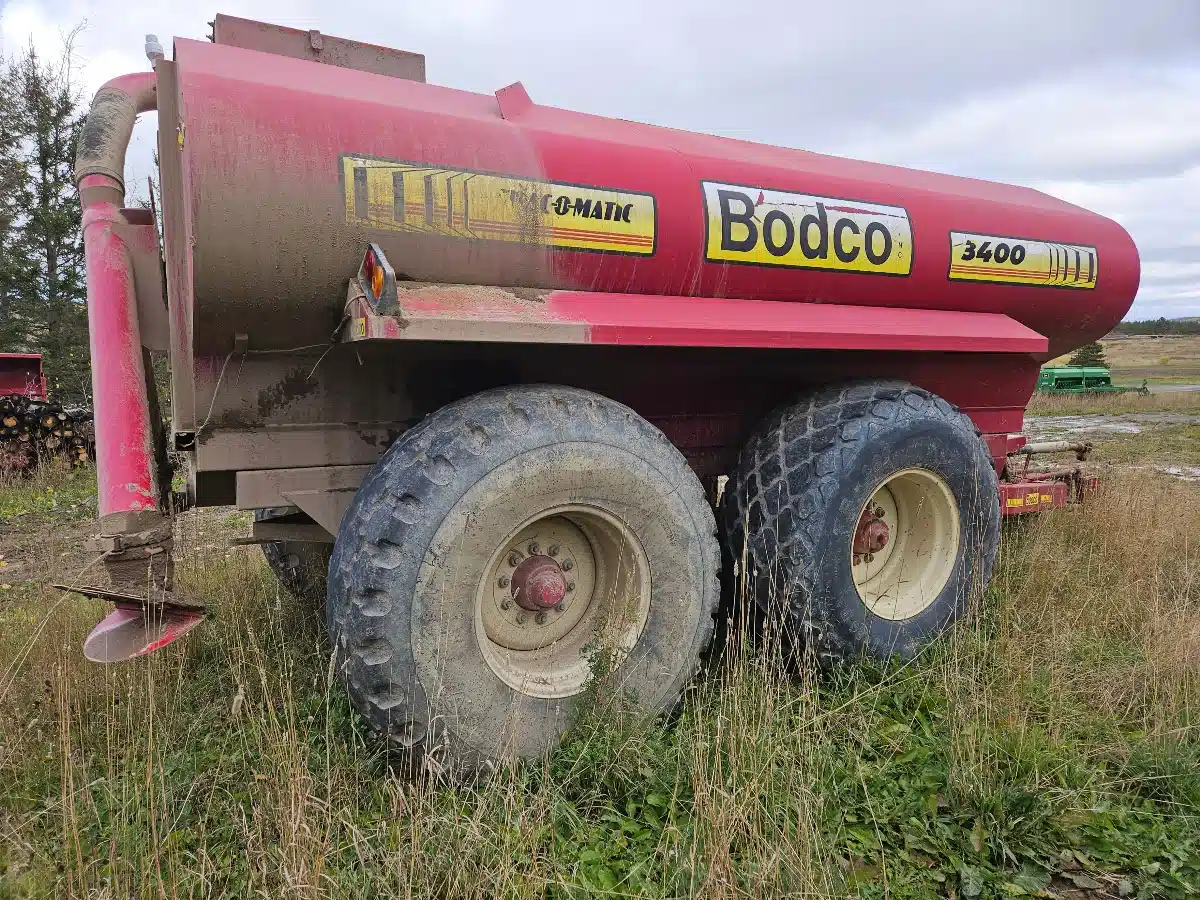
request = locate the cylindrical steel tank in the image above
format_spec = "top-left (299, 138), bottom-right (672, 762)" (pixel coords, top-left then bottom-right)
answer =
top-left (170, 37), bottom-right (1138, 358)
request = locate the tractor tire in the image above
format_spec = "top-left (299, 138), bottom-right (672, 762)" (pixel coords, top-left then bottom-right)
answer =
top-left (327, 385), bottom-right (720, 775)
top-left (721, 380), bottom-right (999, 663)
top-left (255, 509), bottom-right (333, 602)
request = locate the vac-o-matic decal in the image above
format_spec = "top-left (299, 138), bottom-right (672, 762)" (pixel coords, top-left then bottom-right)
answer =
top-left (702, 181), bottom-right (913, 276)
top-left (948, 231), bottom-right (1097, 289)
top-left (342, 156), bottom-right (656, 256)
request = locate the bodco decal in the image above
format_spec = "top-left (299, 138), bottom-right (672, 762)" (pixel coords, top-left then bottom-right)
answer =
top-left (703, 181), bottom-right (913, 276)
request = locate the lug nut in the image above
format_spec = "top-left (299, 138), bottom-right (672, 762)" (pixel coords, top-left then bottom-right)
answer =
top-left (501, 599), bottom-right (513, 610)
top-left (535, 612), bottom-right (548, 625)
top-left (528, 541), bottom-right (540, 555)
top-left (866, 553), bottom-right (875, 563)
top-left (561, 559), bottom-right (574, 571)
top-left (555, 601), bottom-right (567, 612)
top-left (498, 575), bottom-right (509, 587)
top-left (548, 544), bottom-right (560, 557)
top-left (508, 552), bottom-right (522, 567)
top-left (875, 506), bottom-right (885, 518)
top-left (516, 613), bottom-right (527, 625)
top-left (566, 581), bottom-right (575, 592)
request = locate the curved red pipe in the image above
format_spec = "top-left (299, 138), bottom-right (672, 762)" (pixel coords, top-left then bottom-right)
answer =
top-left (76, 70), bottom-right (163, 528)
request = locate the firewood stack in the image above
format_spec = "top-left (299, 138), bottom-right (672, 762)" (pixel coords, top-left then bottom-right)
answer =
top-left (0, 395), bottom-right (93, 472)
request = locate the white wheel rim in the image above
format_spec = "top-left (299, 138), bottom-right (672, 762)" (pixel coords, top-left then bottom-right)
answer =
top-left (475, 505), bottom-right (651, 699)
top-left (851, 468), bottom-right (960, 621)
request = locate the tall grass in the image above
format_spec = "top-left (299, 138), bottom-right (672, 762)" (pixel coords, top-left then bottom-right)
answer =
top-left (1, 471), bottom-right (1199, 897)
top-left (0, 458), bottom-right (94, 522)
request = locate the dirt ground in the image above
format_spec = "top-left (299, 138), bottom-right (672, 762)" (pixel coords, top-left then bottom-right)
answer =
top-left (0, 466), bottom-right (251, 615)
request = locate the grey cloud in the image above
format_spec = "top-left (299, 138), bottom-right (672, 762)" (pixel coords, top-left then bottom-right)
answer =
top-left (1142, 245), bottom-right (1200, 265)
top-left (831, 65), bottom-right (1200, 184)
top-left (372, 1), bottom-right (1200, 133)
top-left (1058, 170), bottom-right (1200, 317)
top-left (1143, 268), bottom-right (1200, 285)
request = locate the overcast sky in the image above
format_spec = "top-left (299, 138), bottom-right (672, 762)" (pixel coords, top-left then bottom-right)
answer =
top-left (2, 0), bottom-right (1197, 319)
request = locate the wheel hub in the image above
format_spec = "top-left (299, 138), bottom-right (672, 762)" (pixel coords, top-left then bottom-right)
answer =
top-left (851, 468), bottom-right (961, 621)
top-left (852, 507), bottom-right (890, 562)
top-left (511, 555), bottom-right (567, 611)
top-left (476, 506), bottom-right (652, 697)
top-left (482, 516), bottom-right (594, 652)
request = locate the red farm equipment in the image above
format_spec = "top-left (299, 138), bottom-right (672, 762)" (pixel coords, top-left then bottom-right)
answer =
top-left (0, 353), bottom-right (91, 471)
top-left (63, 15), bottom-right (1139, 772)
top-left (0, 353), bottom-right (47, 401)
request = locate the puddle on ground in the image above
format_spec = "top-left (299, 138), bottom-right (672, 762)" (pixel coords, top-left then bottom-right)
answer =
top-left (1157, 465), bottom-right (1200, 481)
top-left (1024, 414), bottom-right (1200, 483)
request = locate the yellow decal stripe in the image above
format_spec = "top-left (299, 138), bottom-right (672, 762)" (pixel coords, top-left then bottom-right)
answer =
top-left (343, 157), bottom-right (655, 256)
top-left (949, 231), bottom-right (1097, 289)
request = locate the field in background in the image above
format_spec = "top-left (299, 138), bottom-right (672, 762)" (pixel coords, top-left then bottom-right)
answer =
top-left (1050, 335), bottom-right (1200, 384)
top-left (2, 453), bottom-right (1200, 898)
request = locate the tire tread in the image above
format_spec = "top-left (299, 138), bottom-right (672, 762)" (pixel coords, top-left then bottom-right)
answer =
top-left (721, 380), bottom-right (1000, 661)
top-left (329, 385), bottom-right (720, 774)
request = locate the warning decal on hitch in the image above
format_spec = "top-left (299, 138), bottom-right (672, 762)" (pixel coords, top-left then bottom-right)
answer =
top-left (342, 156), bottom-right (656, 256)
top-left (948, 231), bottom-right (1097, 289)
top-left (702, 181), bottom-right (913, 276)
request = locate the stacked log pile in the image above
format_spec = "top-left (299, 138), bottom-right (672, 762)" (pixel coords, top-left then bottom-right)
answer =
top-left (0, 395), bottom-right (92, 472)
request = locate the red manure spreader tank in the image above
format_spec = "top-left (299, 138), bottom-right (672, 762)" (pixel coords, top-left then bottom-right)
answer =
top-left (0, 353), bottom-right (48, 401)
top-left (68, 16), bottom-right (1139, 771)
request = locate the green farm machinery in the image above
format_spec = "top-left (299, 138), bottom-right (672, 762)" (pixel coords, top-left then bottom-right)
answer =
top-left (1035, 366), bottom-right (1148, 396)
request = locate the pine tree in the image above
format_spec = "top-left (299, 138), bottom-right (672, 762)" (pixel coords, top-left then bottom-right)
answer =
top-left (0, 62), bottom-right (33, 352)
top-left (1067, 341), bottom-right (1108, 368)
top-left (0, 37), bottom-right (89, 403)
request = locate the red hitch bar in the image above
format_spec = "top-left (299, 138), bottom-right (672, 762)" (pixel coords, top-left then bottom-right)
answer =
top-left (1000, 439), bottom-right (1097, 516)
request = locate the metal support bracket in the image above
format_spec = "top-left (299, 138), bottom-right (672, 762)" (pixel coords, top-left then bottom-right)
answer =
top-left (231, 520), bottom-right (335, 545)
top-left (236, 465), bottom-right (371, 537)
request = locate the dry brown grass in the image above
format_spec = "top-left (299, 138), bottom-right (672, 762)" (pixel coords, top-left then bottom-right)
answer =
top-left (1103, 335), bottom-right (1200, 374)
top-left (1026, 389), bottom-right (1200, 416)
top-left (989, 473), bottom-right (1200, 736)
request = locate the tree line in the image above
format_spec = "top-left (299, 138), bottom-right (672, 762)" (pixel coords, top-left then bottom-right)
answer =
top-left (1112, 318), bottom-right (1200, 336)
top-left (0, 37), bottom-right (90, 404)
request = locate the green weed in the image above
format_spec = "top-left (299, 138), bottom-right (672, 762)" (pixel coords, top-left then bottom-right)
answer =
top-left (0, 460), bottom-right (95, 523)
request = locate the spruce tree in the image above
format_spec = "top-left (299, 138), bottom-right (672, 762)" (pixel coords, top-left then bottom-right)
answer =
top-left (1067, 341), bottom-right (1108, 368)
top-left (0, 38), bottom-right (89, 403)
top-left (0, 62), bottom-right (33, 352)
